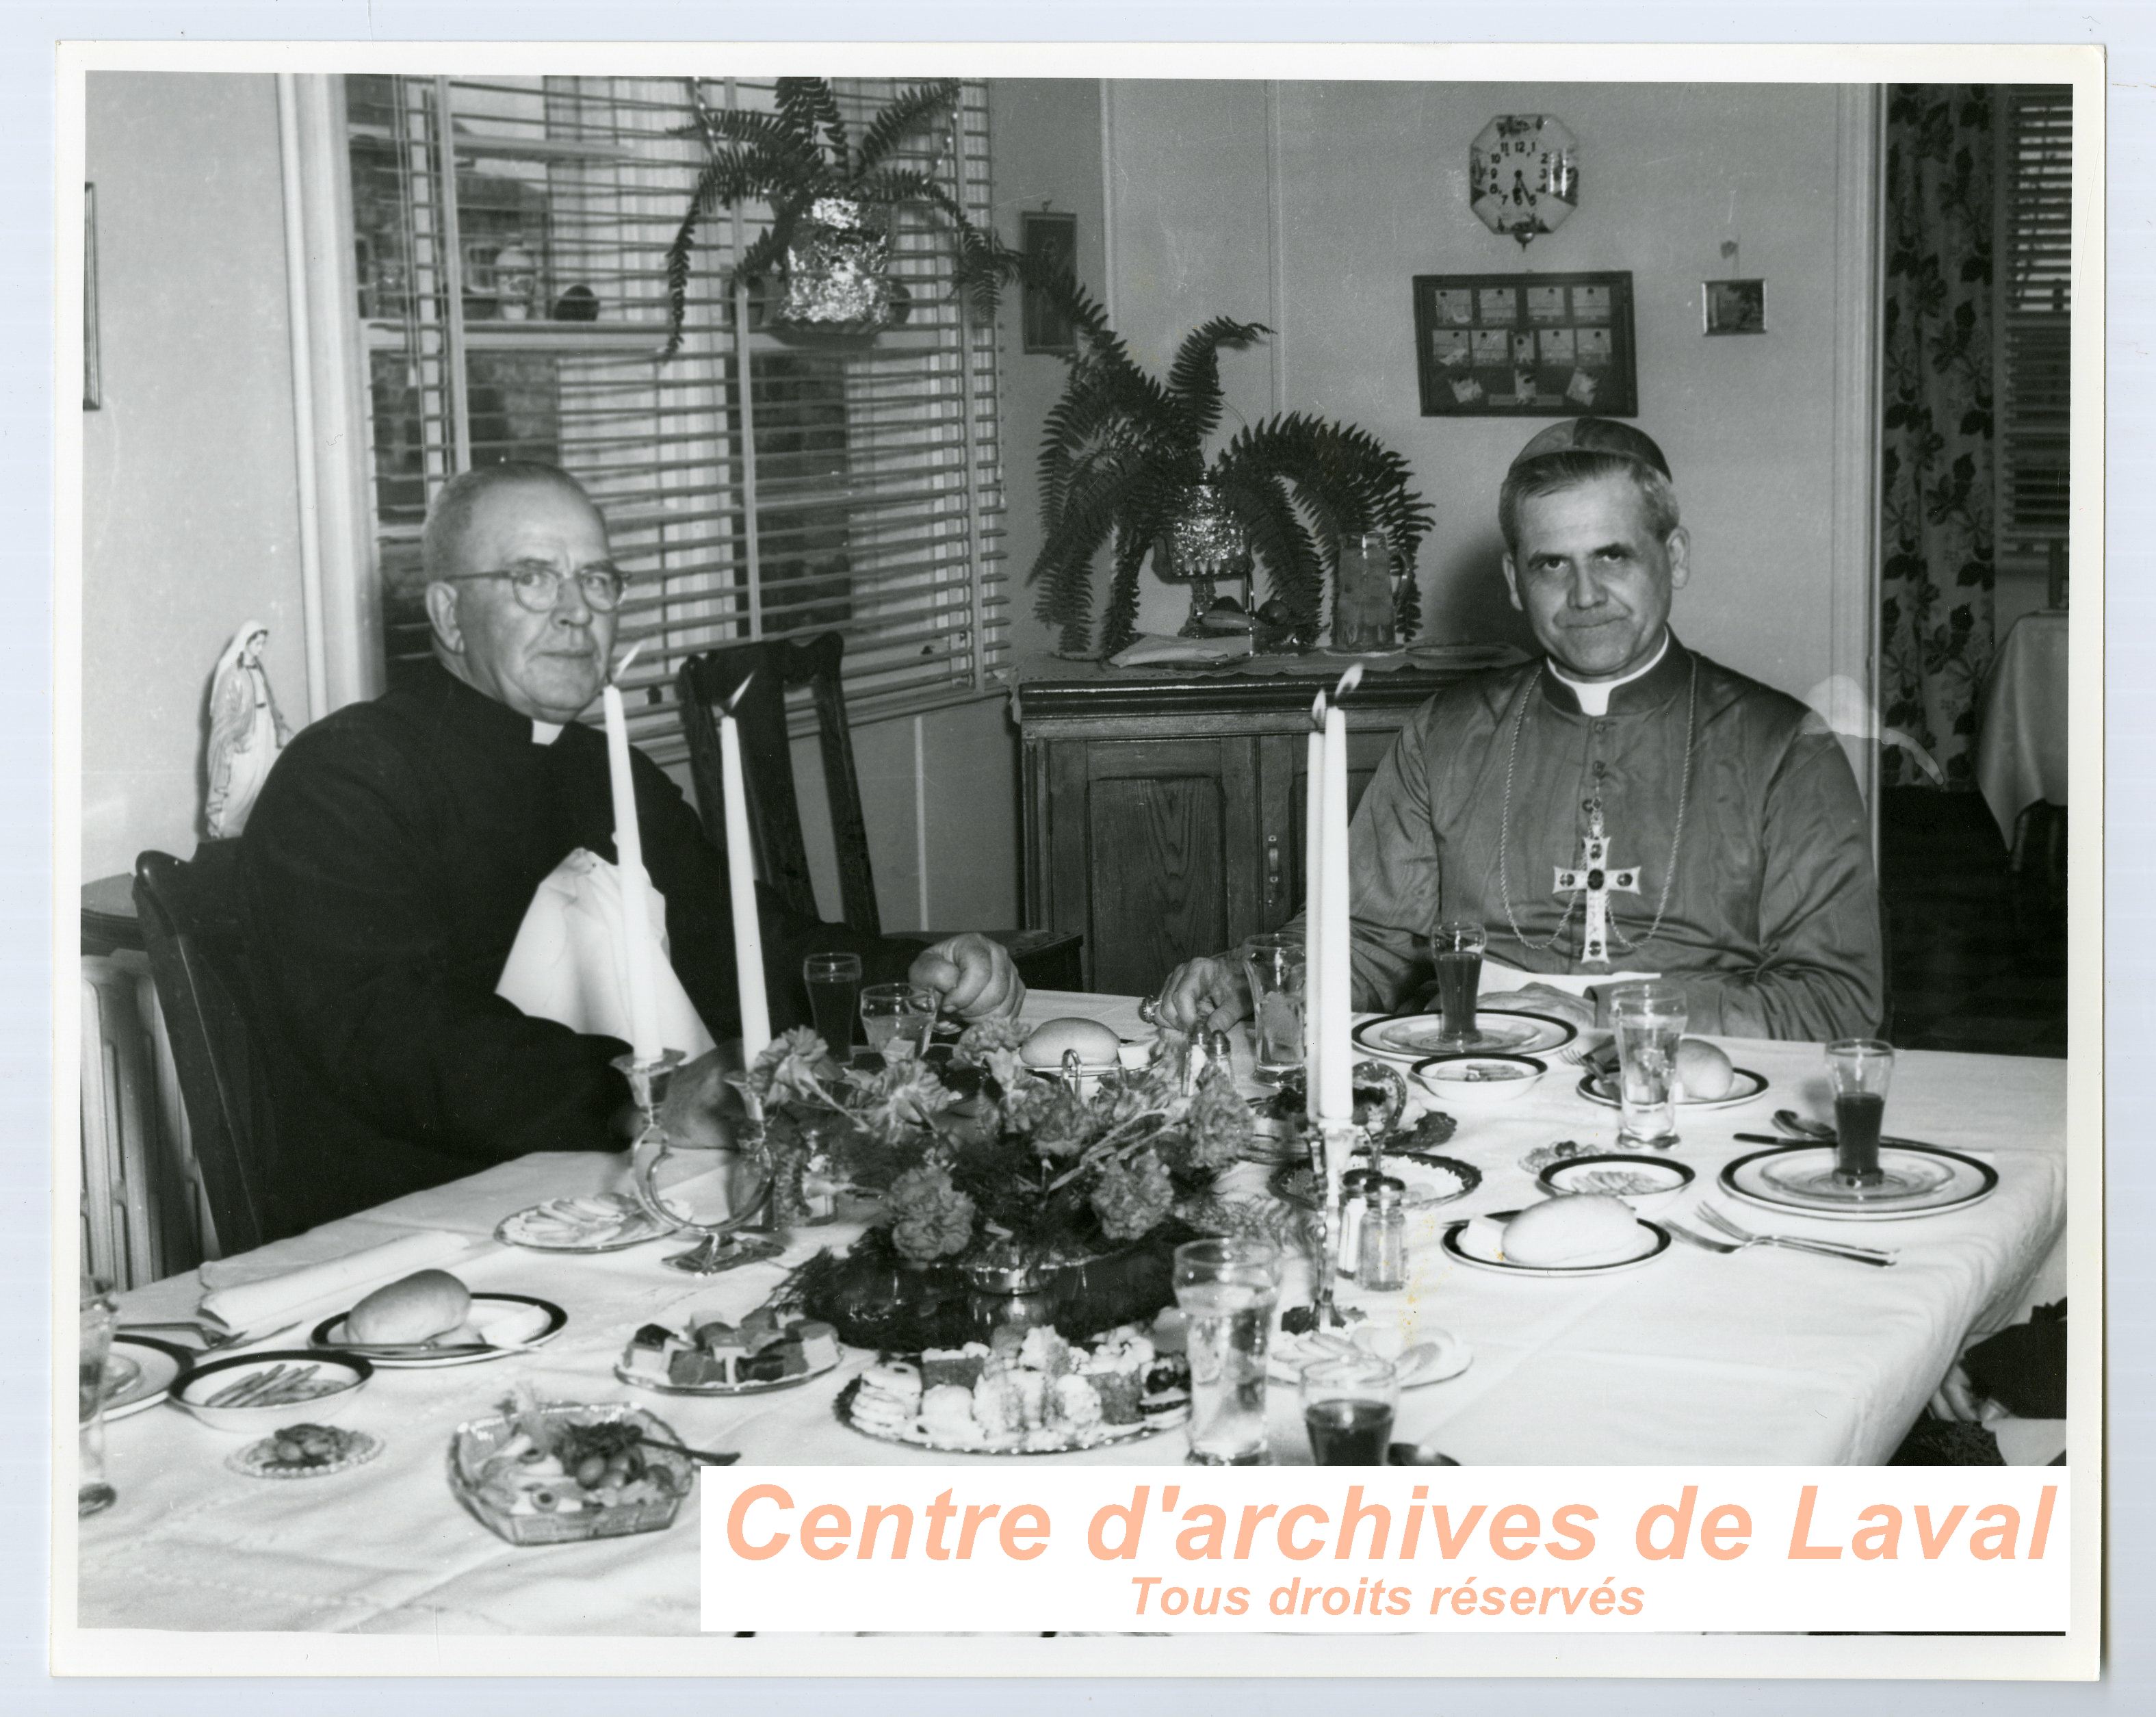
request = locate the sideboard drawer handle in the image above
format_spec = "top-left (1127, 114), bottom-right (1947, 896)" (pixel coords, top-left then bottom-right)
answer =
top-left (1264, 834), bottom-right (1283, 905)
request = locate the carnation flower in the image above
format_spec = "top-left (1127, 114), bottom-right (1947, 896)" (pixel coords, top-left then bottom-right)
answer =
top-left (885, 1164), bottom-right (977, 1261)
top-left (954, 1016), bottom-right (1030, 1063)
top-left (749, 1025), bottom-right (840, 1107)
top-left (1090, 1149), bottom-right (1174, 1241)
top-left (1183, 1061), bottom-right (1254, 1168)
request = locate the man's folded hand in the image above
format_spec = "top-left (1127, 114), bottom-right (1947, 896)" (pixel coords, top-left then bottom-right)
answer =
top-left (909, 932), bottom-right (1026, 1021)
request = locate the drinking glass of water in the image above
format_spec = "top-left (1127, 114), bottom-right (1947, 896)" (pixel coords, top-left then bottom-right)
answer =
top-left (1241, 933), bottom-right (1306, 1086)
top-left (1173, 1238), bottom-right (1282, 1466)
top-left (803, 952), bottom-right (863, 1059)
top-left (859, 982), bottom-right (937, 1057)
top-left (80, 1276), bottom-right (118, 1516)
top-left (1301, 1354), bottom-right (1399, 1465)
top-left (1825, 1039), bottom-right (1895, 1188)
top-left (1427, 921), bottom-right (1487, 1047)
top-left (1611, 980), bottom-right (1687, 1148)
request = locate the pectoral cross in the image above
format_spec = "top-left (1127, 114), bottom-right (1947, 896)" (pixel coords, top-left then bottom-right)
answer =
top-left (1554, 803), bottom-right (1639, 968)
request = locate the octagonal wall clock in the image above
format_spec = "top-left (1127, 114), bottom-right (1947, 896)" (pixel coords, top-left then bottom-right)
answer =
top-left (1470, 114), bottom-right (1580, 248)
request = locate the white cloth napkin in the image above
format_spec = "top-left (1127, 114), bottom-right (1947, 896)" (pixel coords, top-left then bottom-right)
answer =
top-left (494, 848), bottom-right (716, 1059)
top-left (1478, 957), bottom-right (1659, 999)
top-left (196, 1230), bottom-right (475, 1337)
top-left (1107, 631), bottom-right (1254, 667)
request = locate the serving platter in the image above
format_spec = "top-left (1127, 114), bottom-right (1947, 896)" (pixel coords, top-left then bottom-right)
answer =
top-left (1354, 1007), bottom-right (1576, 1062)
top-left (1267, 1154), bottom-right (1481, 1213)
top-left (613, 1352), bottom-right (840, 1399)
top-left (1267, 1326), bottom-right (1474, 1388)
top-left (311, 1293), bottom-right (567, 1368)
top-left (1719, 1143), bottom-right (1998, 1222)
top-left (496, 1194), bottom-right (668, 1254)
top-left (832, 1372), bottom-right (1185, 1456)
top-left (1440, 1217), bottom-right (1671, 1278)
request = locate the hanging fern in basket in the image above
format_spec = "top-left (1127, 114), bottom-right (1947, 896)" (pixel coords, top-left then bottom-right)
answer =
top-left (1022, 270), bottom-right (1434, 658)
top-left (661, 76), bottom-right (1010, 358)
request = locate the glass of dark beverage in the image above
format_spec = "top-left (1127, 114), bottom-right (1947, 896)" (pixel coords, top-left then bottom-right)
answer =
top-left (803, 953), bottom-right (863, 1058)
top-left (1427, 922), bottom-right (1487, 1048)
top-left (1825, 1038), bottom-right (1895, 1188)
top-left (1301, 1354), bottom-right (1399, 1465)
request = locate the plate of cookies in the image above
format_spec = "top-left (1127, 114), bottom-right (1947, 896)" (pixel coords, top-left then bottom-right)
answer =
top-left (835, 1324), bottom-right (1191, 1455)
top-left (616, 1307), bottom-right (844, 1397)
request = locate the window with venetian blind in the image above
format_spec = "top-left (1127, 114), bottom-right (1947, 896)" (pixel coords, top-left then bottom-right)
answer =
top-left (343, 73), bottom-right (1008, 759)
top-left (1995, 85), bottom-right (2072, 568)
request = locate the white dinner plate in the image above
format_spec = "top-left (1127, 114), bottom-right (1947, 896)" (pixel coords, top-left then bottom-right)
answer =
top-left (1440, 1217), bottom-right (1671, 1277)
top-left (311, 1293), bottom-right (567, 1368)
top-left (1576, 1067), bottom-right (1769, 1111)
top-left (105, 1333), bottom-right (191, 1420)
top-left (1355, 1008), bottom-right (1577, 1062)
top-left (1267, 1326), bottom-right (1474, 1387)
top-left (1719, 1143), bottom-right (1998, 1221)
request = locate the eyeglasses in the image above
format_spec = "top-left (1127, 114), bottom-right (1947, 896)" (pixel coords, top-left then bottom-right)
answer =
top-left (439, 561), bottom-right (629, 614)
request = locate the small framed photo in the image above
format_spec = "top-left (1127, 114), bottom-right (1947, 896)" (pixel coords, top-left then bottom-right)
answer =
top-left (1703, 277), bottom-right (1767, 335)
top-left (1020, 210), bottom-right (1080, 354)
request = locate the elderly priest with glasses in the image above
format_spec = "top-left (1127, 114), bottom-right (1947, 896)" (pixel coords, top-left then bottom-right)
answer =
top-left (240, 461), bottom-right (1022, 1239)
top-left (1156, 418), bottom-right (1883, 1044)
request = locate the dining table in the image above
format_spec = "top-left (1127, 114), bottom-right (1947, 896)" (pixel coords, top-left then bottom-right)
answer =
top-left (76, 990), bottom-right (2068, 1636)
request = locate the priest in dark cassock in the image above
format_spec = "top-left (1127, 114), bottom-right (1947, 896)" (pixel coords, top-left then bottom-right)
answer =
top-left (242, 461), bottom-right (1023, 1238)
top-left (1155, 417), bottom-right (1882, 1042)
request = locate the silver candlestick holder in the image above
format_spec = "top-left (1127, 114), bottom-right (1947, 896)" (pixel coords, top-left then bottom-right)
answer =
top-left (617, 1050), bottom-right (785, 1276)
top-left (1306, 1118), bottom-right (1363, 1329)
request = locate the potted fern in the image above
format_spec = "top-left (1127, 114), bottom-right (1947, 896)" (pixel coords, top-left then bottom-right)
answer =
top-left (1028, 276), bottom-right (1435, 658)
top-left (662, 77), bottom-right (1007, 354)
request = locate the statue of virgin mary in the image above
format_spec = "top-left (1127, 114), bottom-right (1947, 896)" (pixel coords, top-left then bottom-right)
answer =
top-left (205, 620), bottom-right (292, 838)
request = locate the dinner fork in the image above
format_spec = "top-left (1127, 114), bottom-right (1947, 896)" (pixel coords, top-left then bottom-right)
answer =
top-left (1694, 1204), bottom-right (1897, 1267)
top-left (1663, 1220), bottom-right (1740, 1256)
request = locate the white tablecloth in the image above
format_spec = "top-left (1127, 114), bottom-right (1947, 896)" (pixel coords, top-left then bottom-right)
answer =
top-left (1976, 610), bottom-right (2070, 844)
top-left (79, 993), bottom-right (2067, 1634)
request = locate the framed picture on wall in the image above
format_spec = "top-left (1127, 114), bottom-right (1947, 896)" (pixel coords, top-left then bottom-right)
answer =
top-left (1703, 277), bottom-right (1767, 334)
top-left (1020, 210), bottom-right (1079, 354)
top-left (1412, 270), bottom-right (1637, 417)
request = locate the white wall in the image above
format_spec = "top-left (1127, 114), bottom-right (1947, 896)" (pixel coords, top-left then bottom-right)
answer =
top-left (1100, 79), bottom-right (1859, 699)
top-left (81, 72), bottom-right (308, 882)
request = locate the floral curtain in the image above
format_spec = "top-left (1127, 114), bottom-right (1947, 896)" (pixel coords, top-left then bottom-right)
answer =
top-left (1880, 86), bottom-right (1996, 790)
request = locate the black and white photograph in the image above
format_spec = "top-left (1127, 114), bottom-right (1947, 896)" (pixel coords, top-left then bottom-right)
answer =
top-left (51, 39), bottom-right (2102, 1679)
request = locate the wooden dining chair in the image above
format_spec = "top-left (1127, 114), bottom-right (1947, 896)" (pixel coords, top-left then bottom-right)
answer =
top-left (677, 636), bottom-right (1084, 989)
top-left (133, 845), bottom-right (274, 1257)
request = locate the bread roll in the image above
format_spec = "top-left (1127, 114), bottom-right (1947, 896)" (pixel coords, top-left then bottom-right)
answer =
top-left (346, 1268), bottom-right (471, 1345)
top-left (1020, 1017), bottom-right (1121, 1068)
top-left (1676, 1037), bottom-right (1735, 1101)
top-left (1501, 1194), bottom-right (1643, 1267)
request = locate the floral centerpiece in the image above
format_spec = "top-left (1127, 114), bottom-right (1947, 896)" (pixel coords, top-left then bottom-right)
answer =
top-left (733, 1020), bottom-right (1300, 1348)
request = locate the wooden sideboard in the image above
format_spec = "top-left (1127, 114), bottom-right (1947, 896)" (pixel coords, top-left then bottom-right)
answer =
top-left (1015, 658), bottom-right (1482, 997)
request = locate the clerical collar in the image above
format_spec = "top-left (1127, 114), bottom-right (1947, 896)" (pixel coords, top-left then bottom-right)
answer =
top-left (1546, 632), bottom-right (1674, 716)
top-left (532, 721), bottom-right (564, 745)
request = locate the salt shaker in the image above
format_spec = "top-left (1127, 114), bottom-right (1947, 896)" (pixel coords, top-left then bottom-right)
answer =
top-left (1358, 1176), bottom-right (1408, 1291)
top-left (1336, 1166), bottom-right (1380, 1280)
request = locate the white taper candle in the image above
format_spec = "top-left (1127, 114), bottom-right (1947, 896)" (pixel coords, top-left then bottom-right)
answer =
top-left (1303, 690), bottom-right (1328, 1120)
top-left (1315, 667), bottom-right (1361, 1124)
top-left (716, 683), bottom-right (772, 1065)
